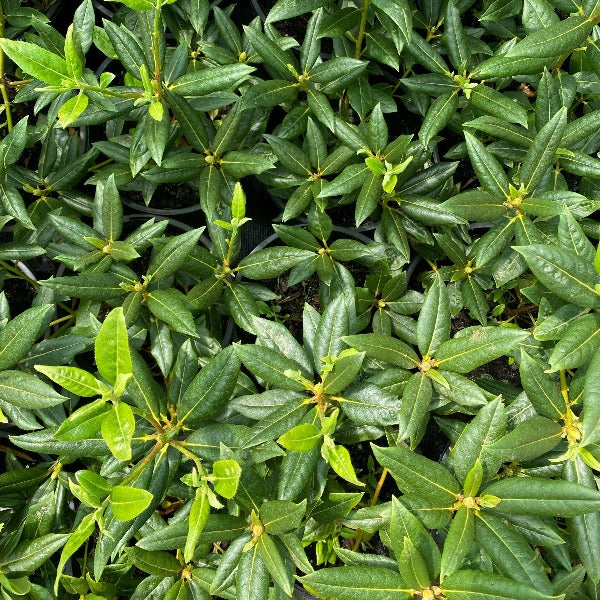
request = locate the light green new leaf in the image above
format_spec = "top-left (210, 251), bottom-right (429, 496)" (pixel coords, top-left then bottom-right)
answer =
top-left (110, 485), bottom-right (153, 521)
top-left (95, 307), bottom-right (132, 388)
top-left (212, 460), bottom-right (242, 499)
top-left (185, 487), bottom-right (210, 563)
top-left (322, 438), bottom-right (364, 486)
top-left (55, 512), bottom-right (97, 592)
top-left (101, 402), bottom-right (135, 461)
top-left (54, 398), bottom-right (111, 441)
top-left (58, 94), bottom-right (89, 128)
top-left (278, 424), bottom-right (322, 452)
top-left (0, 39), bottom-right (72, 86)
top-left (35, 365), bottom-right (106, 398)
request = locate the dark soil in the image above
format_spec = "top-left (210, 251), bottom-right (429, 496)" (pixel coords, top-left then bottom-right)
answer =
top-left (257, 0), bottom-right (311, 40)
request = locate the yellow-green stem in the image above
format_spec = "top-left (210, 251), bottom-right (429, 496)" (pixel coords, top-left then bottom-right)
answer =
top-left (560, 370), bottom-right (570, 405)
top-left (152, 5), bottom-right (162, 88)
top-left (355, 0), bottom-right (371, 59)
top-left (120, 440), bottom-right (162, 487)
top-left (351, 467), bottom-right (388, 552)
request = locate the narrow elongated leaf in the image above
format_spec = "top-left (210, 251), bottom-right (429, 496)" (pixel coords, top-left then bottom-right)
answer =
top-left (506, 14), bottom-right (596, 58)
top-left (342, 334), bottom-right (419, 368)
top-left (1, 534), bottom-right (68, 574)
top-left (237, 544), bottom-right (269, 600)
top-left (548, 313), bottom-right (600, 371)
top-left (434, 327), bottom-right (528, 373)
top-left (443, 569), bottom-right (562, 600)
top-left (398, 372), bottom-right (432, 444)
top-left (179, 347), bottom-right (240, 425)
top-left (419, 92), bottom-right (459, 146)
top-left (301, 566), bottom-right (410, 600)
top-left (417, 273), bottom-right (450, 356)
top-left (440, 506), bottom-right (474, 581)
top-left (0, 39), bottom-right (71, 86)
top-left (448, 397), bottom-right (506, 484)
top-left (513, 244), bottom-right (600, 308)
top-left (372, 444), bottom-right (460, 505)
top-left (237, 247), bottom-right (315, 279)
top-left (257, 534), bottom-right (293, 596)
top-left (0, 305), bottom-right (53, 371)
top-left (464, 131), bottom-right (509, 198)
top-left (0, 371), bottom-right (66, 408)
top-left (486, 416), bottom-right (563, 462)
top-left (483, 477), bottom-right (600, 516)
top-left (147, 229), bottom-right (204, 282)
top-left (95, 307), bottom-right (131, 387)
top-left (565, 458), bottom-right (600, 583)
top-left (169, 64), bottom-right (255, 96)
top-left (471, 85), bottom-right (528, 128)
top-left (520, 108), bottom-right (567, 193)
top-left (519, 350), bottom-right (566, 419)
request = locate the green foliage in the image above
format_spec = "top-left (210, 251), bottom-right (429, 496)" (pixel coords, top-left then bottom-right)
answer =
top-left (1, 0), bottom-right (600, 598)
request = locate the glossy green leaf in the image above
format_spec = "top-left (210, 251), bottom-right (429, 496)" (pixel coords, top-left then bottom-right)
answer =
top-left (169, 64), bottom-right (255, 96)
top-left (95, 307), bottom-right (131, 388)
top-left (372, 444), bottom-right (460, 505)
top-left (101, 402), bottom-right (135, 461)
top-left (342, 333), bottom-right (419, 368)
top-left (483, 477), bottom-right (600, 516)
top-left (0, 39), bottom-right (71, 86)
top-left (0, 305), bottom-right (52, 371)
top-left (434, 327), bottom-right (528, 373)
top-left (185, 487), bottom-right (210, 563)
top-left (520, 108), bottom-right (567, 193)
top-left (0, 371), bottom-right (66, 408)
top-left (110, 485), bottom-right (153, 521)
top-left (443, 569), bottom-right (562, 600)
top-left (440, 506), bottom-right (474, 581)
top-left (514, 244), bottom-right (600, 308)
top-left (179, 346), bottom-right (240, 425)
